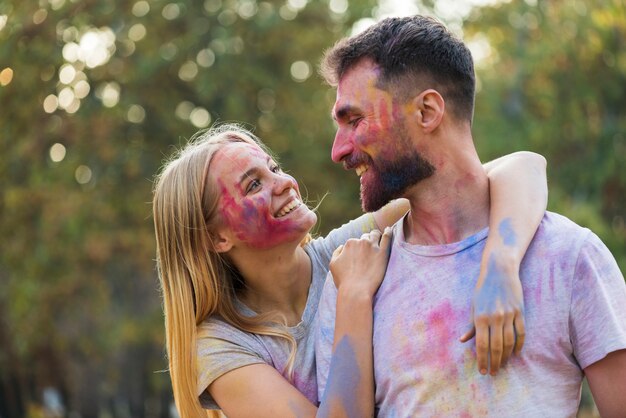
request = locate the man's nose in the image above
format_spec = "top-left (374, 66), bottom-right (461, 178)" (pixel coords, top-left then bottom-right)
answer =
top-left (331, 129), bottom-right (353, 163)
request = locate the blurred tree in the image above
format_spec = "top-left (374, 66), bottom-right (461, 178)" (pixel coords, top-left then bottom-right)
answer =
top-left (0, 0), bottom-right (376, 416)
top-left (0, 0), bottom-right (623, 416)
top-left (464, 0), bottom-right (626, 271)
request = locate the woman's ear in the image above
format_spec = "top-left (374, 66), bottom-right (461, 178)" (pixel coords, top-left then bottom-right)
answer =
top-left (211, 229), bottom-right (234, 253)
top-left (413, 89), bottom-right (445, 133)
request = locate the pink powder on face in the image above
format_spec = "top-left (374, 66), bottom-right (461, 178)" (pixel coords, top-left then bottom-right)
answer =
top-left (218, 180), bottom-right (306, 249)
top-left (212, 143), bottom-right (315, 250)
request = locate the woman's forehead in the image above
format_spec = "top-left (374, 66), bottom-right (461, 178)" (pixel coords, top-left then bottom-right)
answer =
top-left (219, 140), bottom-right (263, 156)
top-left (213, 141), bottom-right (269, 171)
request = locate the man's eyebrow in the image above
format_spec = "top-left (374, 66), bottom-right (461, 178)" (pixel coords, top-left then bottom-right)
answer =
top-left (332, 104), bottom-right (360, 121)
top-left (237, 155), bottom-right (271, 184)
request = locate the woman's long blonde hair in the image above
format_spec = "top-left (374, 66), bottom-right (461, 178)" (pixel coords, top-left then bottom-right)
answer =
top-left (153, 124), bottom-right (304, 417)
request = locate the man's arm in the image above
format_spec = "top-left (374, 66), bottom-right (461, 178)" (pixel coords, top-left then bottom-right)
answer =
top-left (584, 349), bottom-right (626, 418)
top-left (571, 231), bottom-right (626, 417)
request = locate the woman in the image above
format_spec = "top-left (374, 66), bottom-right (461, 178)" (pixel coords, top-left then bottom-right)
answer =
top-left (152, 123), bottom-right (547, 417)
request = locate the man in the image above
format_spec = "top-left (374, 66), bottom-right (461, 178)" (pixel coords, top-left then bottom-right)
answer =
top-left (315, 15), bottom-right (626, 417)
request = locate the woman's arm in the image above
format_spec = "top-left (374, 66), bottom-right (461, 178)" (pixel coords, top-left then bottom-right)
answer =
top-left (372, 198), bottom-right (410, 230)
top-left (208, 230), bottom-right (392, 418)
top-left (461, 151), bottom-right (548, 375)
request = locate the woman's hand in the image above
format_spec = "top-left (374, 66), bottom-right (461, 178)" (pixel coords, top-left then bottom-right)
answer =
top-left (460, 252), bottom-right (525, 376)
top-left (329, 228), bottom-right (393, 298)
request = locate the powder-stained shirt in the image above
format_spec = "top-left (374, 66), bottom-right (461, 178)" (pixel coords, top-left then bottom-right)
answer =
top-left (316, 212), bottom-right (626, 417)
top-left (196, 213), bottom-right (377, 409)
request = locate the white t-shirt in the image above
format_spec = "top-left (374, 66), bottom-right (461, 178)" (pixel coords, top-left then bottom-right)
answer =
top-left (196, 213), bottom-right (377, 409)
top-left (316, 212), bottom-right (626, 417)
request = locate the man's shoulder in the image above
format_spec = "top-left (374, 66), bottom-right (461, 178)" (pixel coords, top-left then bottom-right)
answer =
top-left (536, 211), bottom-right (591, 239)
top-left (525, 211), bottom-right (594, 261)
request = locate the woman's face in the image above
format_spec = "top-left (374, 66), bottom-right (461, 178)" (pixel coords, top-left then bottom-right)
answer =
top-left (210, 141), bottom-right (317, 250)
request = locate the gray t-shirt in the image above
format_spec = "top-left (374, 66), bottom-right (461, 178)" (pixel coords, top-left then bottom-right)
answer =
top-left (196, 213), bottom-right (376, 409)
top-left (317, 212), bottom-right (626, 417)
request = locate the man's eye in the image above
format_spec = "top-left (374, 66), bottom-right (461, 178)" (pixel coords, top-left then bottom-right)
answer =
top-left (246, 179), bottom-right (261, 194)
top-left (270, 165), bottom-right (280, 173)
top-left (349, 117), bottom-right (362, 127)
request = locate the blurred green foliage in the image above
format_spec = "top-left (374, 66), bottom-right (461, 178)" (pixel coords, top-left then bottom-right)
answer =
top-left (0, 0), bottom-right (622, 416)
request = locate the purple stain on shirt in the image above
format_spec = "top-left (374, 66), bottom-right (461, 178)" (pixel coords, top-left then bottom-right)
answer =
top-left (318, 336), bottom-right (361, 418)
top-left (498, 218), bottom-right (517, 247)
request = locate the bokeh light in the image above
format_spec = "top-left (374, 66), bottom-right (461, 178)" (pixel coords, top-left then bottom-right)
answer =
top-left (49, 143), bottom-right (67, 162)
top-left (175, 101), bottom-right (194, 120)
top-left (0, 67), bottom-right (13, 86)
top-left (290, 60), bottom-right (311, 82)
top-left (329, 0), bottom-right (348, 14)
top-left (178, 61), bottom-right (199, 81)
top-left (97, 82), bottom-right (121, 108)
top-left (257, 88), bottom-right (276, 113)
top-left (204, 0), bottom-right (222, 14)
top-left (59, 64), bottom-right (77, 84)
top-left (196, 48), bottom-right (215, 67)
top-left (33, 9), bottom-right (48, 24)
top-left (127, 105), bottom-right (146, 123)
top-left (162, 3), bottom-right (181, 20)
top-left (77, 28), bottom-right (116, 68)
top-left (190, 107), bottom-right (211, 128)
top-left (75, 165), bottom-right (92, 184)
top-left (132, 1), bottom-right (150, 17)
top-left (43, 94), bottom-right (59, 113)
top-left (128, 23), bottom-right (147, 42)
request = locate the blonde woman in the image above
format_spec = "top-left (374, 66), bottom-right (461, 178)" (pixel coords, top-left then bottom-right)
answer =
top-left (152, 124), bottom-right (547, 417)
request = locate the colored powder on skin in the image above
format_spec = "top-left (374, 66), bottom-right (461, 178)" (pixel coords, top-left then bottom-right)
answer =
top-left (498, 218), bottom-right (517, 247)
top-left (287, 399), bottom-right (310, 418)
top-left (318, 336), bottom-right (361, 418)
top-left (476, 255), bottom-right (526, 349)
top-left (216, 171), bottom-right (306, 251)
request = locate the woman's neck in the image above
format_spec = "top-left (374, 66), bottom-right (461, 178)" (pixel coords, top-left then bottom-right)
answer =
top-left (233, 245), bottom-right (312, 326)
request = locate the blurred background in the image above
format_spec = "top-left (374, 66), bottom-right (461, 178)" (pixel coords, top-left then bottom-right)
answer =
top-left (0, 0), bottom-right (624, 416)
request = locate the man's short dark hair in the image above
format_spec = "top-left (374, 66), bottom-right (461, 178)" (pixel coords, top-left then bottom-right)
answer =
top-left (320, 15), bottom-right (476, 122)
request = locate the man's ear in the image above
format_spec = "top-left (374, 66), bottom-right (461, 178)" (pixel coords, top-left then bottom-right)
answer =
top-left (413, 89), bottom-right (445, 133)
top-left (211, 229), bottom-right (234, 253)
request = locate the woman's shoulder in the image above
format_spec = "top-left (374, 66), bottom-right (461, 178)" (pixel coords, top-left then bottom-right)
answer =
top-left (198, 315), bottom-right (249, 340)
top-left (306, 213), bottom-right (376, 257)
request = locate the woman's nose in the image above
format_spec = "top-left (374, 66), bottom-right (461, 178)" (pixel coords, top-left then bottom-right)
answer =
top-left (272, 172), bottom-right (296, 195)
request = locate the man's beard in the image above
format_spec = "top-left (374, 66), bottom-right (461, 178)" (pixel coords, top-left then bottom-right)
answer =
top-left (361, 149), bottom-right (435, 212)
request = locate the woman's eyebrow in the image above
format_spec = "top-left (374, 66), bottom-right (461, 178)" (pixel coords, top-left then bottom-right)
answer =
top-left (237, 155), bottom-right (271, 184)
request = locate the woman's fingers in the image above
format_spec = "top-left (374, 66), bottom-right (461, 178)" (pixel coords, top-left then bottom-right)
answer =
top-left (513, 312), bottom-right (526, 355)
top-left (472, 310), bottom-right (521, 376)
top-left (501, 313), bottom-right (516, 365)
top-left (379, 227), bottom-right (392, 251)
top-left (331, 244), bottom-right (344, 259)
top-left (459, 326), bottom-right (476, 343)
top-left (488, 313), bottom-right (504, 375)
top-left (475, 315), bottom-right (490, 375)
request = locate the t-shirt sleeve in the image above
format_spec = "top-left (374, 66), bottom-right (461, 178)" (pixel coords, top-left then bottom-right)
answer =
top-left (307, 213), bottom-right (377, 269)
top-left (569, 231), bottom-right (626, 370)
top-left (315, 274), bottom-right (339, 401)
top-left (196, 321), bottom-right (268, 409)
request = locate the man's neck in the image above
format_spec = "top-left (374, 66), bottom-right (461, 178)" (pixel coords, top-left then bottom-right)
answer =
top-left (403, 150), bottom-right (490, 246)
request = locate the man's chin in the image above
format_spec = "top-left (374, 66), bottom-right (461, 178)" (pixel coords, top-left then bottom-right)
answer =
top-left (360, 191), bottom-right (389, 213)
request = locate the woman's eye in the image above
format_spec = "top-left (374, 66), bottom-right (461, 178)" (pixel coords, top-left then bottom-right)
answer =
top-left (246, 179), bottom-right (261, 194)
top-left (270, 165), bottom-right (280, 173)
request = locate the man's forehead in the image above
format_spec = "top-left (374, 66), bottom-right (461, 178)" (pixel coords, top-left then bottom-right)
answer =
top-left (333, 62), bottom-right (386, 118)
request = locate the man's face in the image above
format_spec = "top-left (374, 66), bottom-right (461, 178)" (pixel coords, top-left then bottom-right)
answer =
top-left (331, 59), bottom-right (435, 212)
